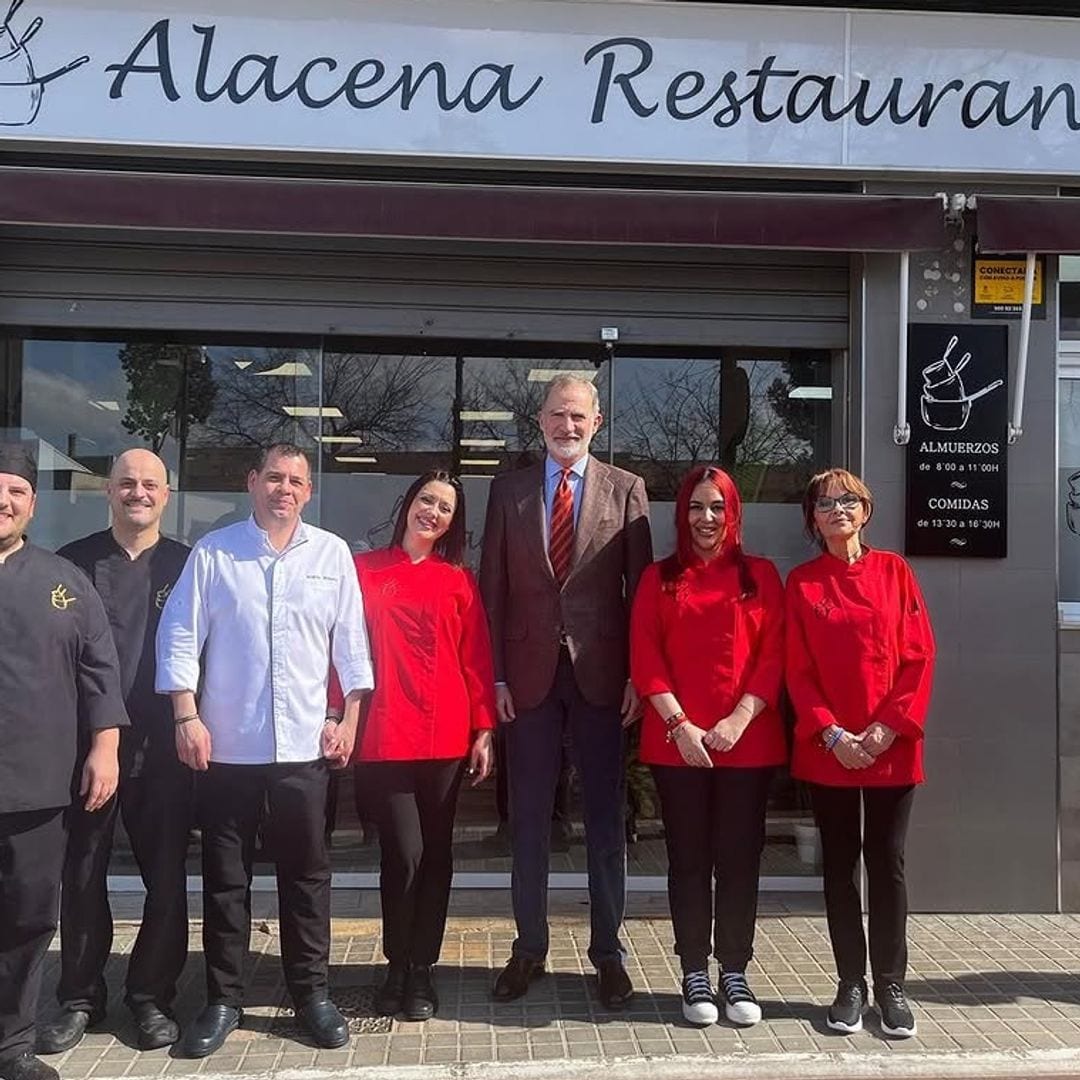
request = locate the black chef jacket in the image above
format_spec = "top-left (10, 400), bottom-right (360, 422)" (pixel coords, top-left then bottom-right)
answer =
top-left (0, 542), bottom-right (129, 813)
top-left (58, 530), bottom-right (190, 776)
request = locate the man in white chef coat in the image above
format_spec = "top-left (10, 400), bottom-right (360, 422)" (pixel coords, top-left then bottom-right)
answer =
top-left (157, 443), bottom-right (372, 1058)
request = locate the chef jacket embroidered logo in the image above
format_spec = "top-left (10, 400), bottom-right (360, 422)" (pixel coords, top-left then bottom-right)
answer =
top-left (154, 583), bottom-right (172, 610)
top-left (0, 0), bottom-right (90, 128)
top-left (50, 584), bottom-right (76, 610)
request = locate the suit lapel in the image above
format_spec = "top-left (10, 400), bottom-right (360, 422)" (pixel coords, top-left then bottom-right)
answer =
top-left (567, 456), bottom-right (612, 581)
top-left (514, 464), bottom-right (556, 583)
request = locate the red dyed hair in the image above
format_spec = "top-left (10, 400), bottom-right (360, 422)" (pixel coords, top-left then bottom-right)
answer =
top-left (659, 464), bottom-right (756, 598)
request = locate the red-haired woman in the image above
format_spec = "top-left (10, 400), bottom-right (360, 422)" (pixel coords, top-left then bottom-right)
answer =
top-left (786, 468), bottom-right (935, 1039)
top-left (630, 465), bottom-right (785, 1028)
top-left (329, 470), bottom-right (495, 1022)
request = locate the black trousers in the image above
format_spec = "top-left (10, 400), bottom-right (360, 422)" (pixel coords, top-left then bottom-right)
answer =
top-left (505, 651), bottom-right (627, 966)
top-left (494, 725), bottom-right (572, 827)
top-left (199, 761), bottom-right (331, 1009)
top-left (809, 783), bottom-right (916, 987)
top-left (0, 808), bottom-right (66, 1060)
top-left (362, 758), bottom-right (466, 967)
top-left (58, 757), bottom-right (193, 1012)
top-left (651, 765), bottom-right (773, 974)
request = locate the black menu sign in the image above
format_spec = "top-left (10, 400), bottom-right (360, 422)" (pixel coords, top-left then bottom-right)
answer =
top-left (905, 324), bottom-right (1008, 558)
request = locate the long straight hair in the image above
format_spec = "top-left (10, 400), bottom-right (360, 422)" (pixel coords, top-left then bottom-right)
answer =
top-left (390, 470), bottom-right (467, 566)
top-left (659, 464), bottom-right (756, 599)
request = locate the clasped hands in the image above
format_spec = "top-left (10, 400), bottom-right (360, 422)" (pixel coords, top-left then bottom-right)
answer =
top-left (828, 722), bottom-right (897, 770)
top-left (673, 708), bottom-right (753, 768)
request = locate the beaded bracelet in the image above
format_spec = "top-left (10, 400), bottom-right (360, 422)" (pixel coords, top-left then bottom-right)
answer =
top-left (824, 726), bottom-right (845, 751)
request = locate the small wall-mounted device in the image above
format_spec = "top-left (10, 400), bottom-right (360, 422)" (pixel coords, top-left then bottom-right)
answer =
top-left (600, 327), bottom-right (619, 343)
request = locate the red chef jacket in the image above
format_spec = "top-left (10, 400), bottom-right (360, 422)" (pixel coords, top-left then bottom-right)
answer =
top-left (786, 548), bottom-right (935, 788)
top-left (330, 547), bottom-right (496, 762)
top-left (630, 554), bottom-right (787, 769)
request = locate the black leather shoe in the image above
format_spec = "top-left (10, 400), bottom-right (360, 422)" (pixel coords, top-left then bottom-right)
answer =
top-left (297, 999), bottom-right (349, 1049)
top-left (375, 963), bottom-right (408, 1017)
top-left (181, 1005), bottom-right (241, 1058)
top-left (36, 1008), bottom-right (103, 1055)
top-left (0, 1053), bottom-right (59, 1080)
top-left (402, 965), bottom-right (438, 1022)
top-left (596, 959), bottom-right (634, 1010)
top-left (129, 1002), bottom-right (180, 1051)
top-left (492, 957), bottom-right (545, 1002)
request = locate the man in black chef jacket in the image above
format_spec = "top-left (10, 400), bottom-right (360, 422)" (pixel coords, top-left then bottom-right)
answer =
top-left (0, 443), bottom-right (126, 1080)
top-left (37, 449), bottom-right (191, 1055)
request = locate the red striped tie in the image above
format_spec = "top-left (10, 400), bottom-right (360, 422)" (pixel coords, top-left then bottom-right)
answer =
top-left (549, 467), bottom-right (575, 584)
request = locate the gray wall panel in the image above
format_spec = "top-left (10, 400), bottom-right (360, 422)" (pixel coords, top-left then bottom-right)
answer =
top-left (857, 250), bottom-right (1059, 912)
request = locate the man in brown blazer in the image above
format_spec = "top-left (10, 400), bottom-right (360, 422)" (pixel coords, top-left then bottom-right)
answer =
top-left (479, 374), bottom-right (652, 1008)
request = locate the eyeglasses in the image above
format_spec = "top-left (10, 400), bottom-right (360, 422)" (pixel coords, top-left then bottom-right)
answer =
top-left (814, 493), bottom-right (863, 513)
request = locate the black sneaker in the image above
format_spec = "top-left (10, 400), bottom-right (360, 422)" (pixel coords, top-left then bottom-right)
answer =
top-left (679, 970), bottom-right (718, 1026)
top-left (720, 971), bottom-right (762, 1026)
top-left (876, 981), bottom-right (916, 1038)
top-left (826, 977), bottom-right (868, 1033)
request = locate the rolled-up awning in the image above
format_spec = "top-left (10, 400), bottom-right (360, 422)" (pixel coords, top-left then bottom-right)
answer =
top-left (976, 195), bottom-right (1080, 254)
top-left (0, 166), bottom-right (948, 251)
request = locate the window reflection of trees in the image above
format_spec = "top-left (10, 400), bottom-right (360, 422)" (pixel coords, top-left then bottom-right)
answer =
top-left (192, 348), bottom-right (446, 453)
top-left (615, 355), bottom-right (829, 502)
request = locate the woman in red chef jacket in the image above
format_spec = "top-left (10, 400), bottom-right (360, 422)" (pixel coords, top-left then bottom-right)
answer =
top-left (329, 470), bottom-right (495, 1023)
top-left (630, 465), bottom-right (785, 1029)
top-left (786, 468), bottom-right (935, 1041)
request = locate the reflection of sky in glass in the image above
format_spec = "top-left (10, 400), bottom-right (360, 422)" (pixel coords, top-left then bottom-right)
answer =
top-left (612, 353), bottom-right (831, 503)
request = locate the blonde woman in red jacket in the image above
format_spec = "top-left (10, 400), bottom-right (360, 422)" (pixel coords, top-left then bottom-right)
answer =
top-left (330, 470), bottom-right (495, 1023)
top-left (630, 465), bottom-right (786, 1028)
top-left (786, 468), bottom-right (935, 1041)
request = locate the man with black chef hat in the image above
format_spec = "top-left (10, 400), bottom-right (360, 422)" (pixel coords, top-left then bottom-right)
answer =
top-left (0, 442), bottom-right (127, 1080)
top-left (37, 449), bottom-right (191, 1055)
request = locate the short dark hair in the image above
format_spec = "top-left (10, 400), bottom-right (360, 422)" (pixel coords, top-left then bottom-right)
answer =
top-left (252, 442), bottom-right (311, 476)
top-left (390, 470), bottom-right (467, 566)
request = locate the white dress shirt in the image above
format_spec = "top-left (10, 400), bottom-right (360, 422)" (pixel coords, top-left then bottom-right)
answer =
top-left (156, 516), bottom-right (373, 765)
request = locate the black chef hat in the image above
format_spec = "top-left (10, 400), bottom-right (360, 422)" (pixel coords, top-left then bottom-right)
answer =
top-left (0, 441), bottom-right (37, 491)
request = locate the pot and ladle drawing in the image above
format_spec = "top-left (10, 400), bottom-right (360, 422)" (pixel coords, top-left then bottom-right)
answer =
top-left (0, 0), bottom-right (88, 127)
top-left (920, 334), bottom-right (1004, 432)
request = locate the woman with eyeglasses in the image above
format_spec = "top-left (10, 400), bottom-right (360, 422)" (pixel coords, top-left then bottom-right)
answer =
top-left (328, 470), bottom-right (495, 1022)
top-left (630, 465), bottom-right (786, 1028)
top-left (786, 468), bottom-right (935, 1040)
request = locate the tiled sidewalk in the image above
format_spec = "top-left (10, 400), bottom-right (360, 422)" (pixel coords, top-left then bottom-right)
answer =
top-left (35, 891), bottom-right (1080, 1079)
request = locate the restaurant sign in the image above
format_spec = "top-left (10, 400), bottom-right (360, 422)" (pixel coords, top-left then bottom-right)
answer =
top-left (3, 0), bottom-right (1080, 174)
top-left (905, 324), bottom-right (1009, 559)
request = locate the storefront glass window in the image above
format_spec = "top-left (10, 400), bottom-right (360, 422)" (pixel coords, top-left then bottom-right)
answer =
top-left (0, 337), bottom-right (320, 550)
top-left (0, 334), bottom-right (834, 882)
top-left (1060, 257), bottom-right (1080, 616)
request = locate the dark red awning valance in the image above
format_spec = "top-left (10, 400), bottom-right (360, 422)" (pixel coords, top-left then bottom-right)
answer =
top-left (977, 195), bottom-right (1080, 254)
top-left (0, 167), bottom-right (947, 252)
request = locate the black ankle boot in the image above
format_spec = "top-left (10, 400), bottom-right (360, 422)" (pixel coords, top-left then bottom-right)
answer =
top-left (402, 964), bottom-right (438, 1021)
top-left (375, 962), bottom-right (408, 1016)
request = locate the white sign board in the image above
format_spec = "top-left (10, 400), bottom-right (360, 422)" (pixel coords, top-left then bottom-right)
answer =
top-left (3, 0), bottom-right (1080, 175)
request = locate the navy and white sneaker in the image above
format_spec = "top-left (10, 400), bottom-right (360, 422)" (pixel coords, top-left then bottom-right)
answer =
top-left (827, 977), bottom-right (868, 1033)
top-left (680, 970), bottom-right (719, 1026)
top-left (876, 981), bottom-right (917, 1038)
top-left (720, 971), bottom-right (762, 1026)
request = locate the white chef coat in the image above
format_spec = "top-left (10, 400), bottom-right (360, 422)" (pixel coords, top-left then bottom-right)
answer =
top-left (156, 515), bottom-right (373, 765)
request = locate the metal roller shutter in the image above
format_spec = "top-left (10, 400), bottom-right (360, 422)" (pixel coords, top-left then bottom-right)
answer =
top-left (0, 228), bottom-right (848, 349)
